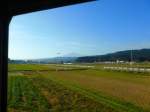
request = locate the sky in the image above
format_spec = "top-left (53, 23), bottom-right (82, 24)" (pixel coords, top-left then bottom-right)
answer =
top-left (9, 0), bottom-right (150, 59)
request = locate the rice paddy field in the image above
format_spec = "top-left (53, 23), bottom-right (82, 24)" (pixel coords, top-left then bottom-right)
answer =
top-left (8, 63), bottom-right (150, 112)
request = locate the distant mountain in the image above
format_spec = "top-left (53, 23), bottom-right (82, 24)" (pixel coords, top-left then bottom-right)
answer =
top-left (76, 49), bottom-right (150, 63)
top-left (9, 57), bottom-right (77, 64)
top-left (27, 53), bottom-right (81, 64)
top-left (62, 53), bottom-right (82, 57)
top-left (28, 56), bottom-right (77, 64)
top-left (9, 49), bottom-right (150, 64)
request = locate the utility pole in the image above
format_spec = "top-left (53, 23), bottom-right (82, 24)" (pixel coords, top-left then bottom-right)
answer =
top-left (130, 49), bottom-right (133, 65)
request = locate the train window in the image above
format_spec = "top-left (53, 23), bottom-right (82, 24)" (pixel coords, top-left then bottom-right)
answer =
top-left (8, 0), bottom-right (150, 112)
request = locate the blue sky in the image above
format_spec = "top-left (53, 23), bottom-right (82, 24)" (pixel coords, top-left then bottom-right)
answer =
top-left (9, 0), bottom-right (150, 59)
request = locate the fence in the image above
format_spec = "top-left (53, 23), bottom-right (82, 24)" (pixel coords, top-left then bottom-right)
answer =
top-left (104, 66), bottom-right (150, 73)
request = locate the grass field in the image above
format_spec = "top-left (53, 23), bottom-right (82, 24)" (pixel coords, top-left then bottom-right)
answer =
top-left (8, 64), bottom-right (150, 112)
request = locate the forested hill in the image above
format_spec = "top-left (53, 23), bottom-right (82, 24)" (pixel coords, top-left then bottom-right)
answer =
top-left (76, 49), bottom-right (150, 63)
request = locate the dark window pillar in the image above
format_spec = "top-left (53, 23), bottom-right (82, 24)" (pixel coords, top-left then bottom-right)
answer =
top-left (0, 15), bottom-right (12, 112)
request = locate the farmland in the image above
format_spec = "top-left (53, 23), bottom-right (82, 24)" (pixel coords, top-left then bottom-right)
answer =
top-left (8, 64), bottom-right (150, 112)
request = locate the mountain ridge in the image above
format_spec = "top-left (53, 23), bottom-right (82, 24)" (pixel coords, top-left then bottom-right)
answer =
top-left (76, 48), bottom-right (150, 63)
top-left (9, 48), bottom-right (150, 64)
